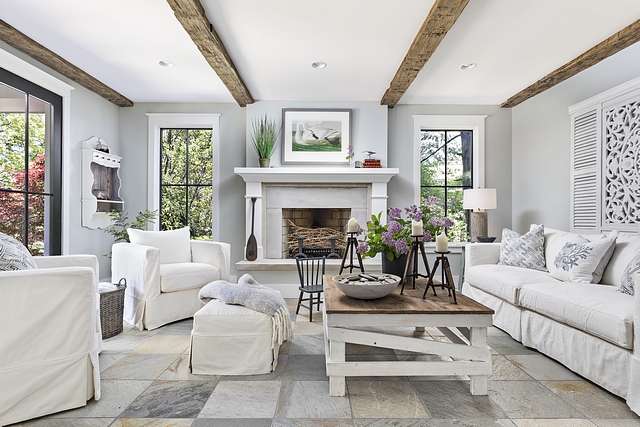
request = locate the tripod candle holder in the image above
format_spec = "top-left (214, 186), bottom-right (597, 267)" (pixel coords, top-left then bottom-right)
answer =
top-left (423, 251), bottom-right (457, 304)
top-left (339, 232), bottom-right (365, 275)
top-left (400, 235), bottom-right (432, 295)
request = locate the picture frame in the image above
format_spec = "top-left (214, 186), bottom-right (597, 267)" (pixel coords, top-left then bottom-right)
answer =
top-left (281, 109), bottom-right (352, 164)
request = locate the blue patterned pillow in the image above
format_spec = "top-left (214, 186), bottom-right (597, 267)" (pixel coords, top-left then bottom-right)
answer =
top-left (619, 250), bottom-right (640, 296)
top-left (0, 232), bottom-right (37, 271)
top-left (551, 236), bottom-right (617, 283)
top-left (498, 224), bottom-right (546, 271)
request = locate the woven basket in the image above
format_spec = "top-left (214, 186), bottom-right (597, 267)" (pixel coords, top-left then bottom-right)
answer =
top-left (100, 278), bottom-right (126, 339)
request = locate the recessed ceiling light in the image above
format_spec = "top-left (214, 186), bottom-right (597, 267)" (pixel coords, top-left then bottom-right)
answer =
top-left (312, 61), bottom-right (327, 69)
top-left (159, 60), bottom-right (175, 68)
top-left (459, 63), bottom-right (476, 70)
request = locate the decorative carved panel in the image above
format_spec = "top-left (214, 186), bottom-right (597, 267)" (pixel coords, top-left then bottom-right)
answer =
top-left (604, 100), bottom-right (640, 225)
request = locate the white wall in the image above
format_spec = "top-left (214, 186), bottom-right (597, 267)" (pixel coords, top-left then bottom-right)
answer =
top-left (118, 103), bottom-right (246, 276)
top-left (0, 42), bottom-right (120, 280)
top-left (512, 42), bottom-right (640, 233)
top-left (245, 101), bottom-right (388, 167)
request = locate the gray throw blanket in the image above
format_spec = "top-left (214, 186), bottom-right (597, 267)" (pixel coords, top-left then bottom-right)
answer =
top-left (199, 274), bottom-right (292, 348)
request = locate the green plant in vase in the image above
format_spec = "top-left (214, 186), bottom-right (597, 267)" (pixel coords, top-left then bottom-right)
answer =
top-left (103, 209), bottom-right (157, 257)
top-left (250, 114), bottom-right (280, 167)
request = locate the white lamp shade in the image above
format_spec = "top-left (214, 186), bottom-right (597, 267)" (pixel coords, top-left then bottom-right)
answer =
top-left (463, 188), bottom-right (497, 210)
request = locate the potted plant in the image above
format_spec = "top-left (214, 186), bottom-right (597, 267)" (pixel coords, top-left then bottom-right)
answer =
top-left (250, 114), bottom-right (280, 168)
top-left (357, 197), bottom-right (454, 276)
top-left (103, 209), bottom-right (157, 257)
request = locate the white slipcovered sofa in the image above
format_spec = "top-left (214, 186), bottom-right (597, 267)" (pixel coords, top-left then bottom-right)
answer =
top-left (463, 227), bottom-right (640, 415)
top-left (112, 227), bottom-right (231, 330)
top-left (0, 255), bottom-right (102, 426)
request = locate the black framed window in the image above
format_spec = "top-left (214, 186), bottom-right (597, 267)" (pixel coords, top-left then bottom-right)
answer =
top-left (160, 128), bottom-right (213, 239)
top-left (420, 130), bottom-right (473, 242)
top-left (0, 67), bottom-right (62, 255)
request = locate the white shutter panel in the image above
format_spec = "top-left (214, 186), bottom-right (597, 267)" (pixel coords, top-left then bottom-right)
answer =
top-left (570, 109), bottom-right (600, 232)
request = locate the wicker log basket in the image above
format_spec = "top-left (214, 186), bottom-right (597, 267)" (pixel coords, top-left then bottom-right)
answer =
top-left (99, 278), bottom-right (126, 339)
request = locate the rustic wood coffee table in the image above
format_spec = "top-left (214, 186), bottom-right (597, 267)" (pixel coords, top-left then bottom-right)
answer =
top-left (322, 274), bottom-right (494, 396)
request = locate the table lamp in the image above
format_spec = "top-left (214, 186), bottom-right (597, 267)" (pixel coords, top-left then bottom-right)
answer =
top-left (463, 188), bottom-right (497, 243)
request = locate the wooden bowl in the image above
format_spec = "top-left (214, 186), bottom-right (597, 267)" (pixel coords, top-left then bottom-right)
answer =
top-left (332, 273), bottom-right (401, 300)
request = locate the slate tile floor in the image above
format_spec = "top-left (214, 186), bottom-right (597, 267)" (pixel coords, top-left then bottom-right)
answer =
top-left (11, 299), bottom-right (640, 427)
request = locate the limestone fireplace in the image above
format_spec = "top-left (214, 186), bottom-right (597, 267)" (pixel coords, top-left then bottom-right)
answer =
top-left (234, 167), bottom-right (399, 261)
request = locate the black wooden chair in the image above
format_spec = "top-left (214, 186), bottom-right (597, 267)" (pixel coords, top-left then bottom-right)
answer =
top-left (295, 256), bottom-right (326, 322)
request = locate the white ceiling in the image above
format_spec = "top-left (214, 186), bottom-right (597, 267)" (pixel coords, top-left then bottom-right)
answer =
top-left (1, 0), bottom-right (639, 105)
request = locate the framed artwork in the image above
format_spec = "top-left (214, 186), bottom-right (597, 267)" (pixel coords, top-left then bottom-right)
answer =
top-left (281, 109), bottom-right (352, 164)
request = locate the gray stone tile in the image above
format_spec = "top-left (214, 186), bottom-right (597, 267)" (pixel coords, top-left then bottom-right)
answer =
top-left (506, 354), bottom-right (581, 381)
top-left (198, 381), bottom-right (282, 418)
top-left (487, 336), bottom-right (538, 355)
top-left (155, 319), bottom-right (193, 336)
top-left (289, 335), bottom-right (326, 355)
top-left (488, 380), bottom-right (585, 419)
top-left (99, 351), bottom-right (128, 372)
top-left (512, 420), bottom-right (596, 427)
top-left (193, 420), bottom-right (273, 427)
top-left (101, 354), bottom-right (180, 380)
top-left (489, 355), bottom-right (533, 381)
top-left (355, 420), bottom-right (516, 427)
top-left (348, 380), bottom-right (428, 418)
top-left (275, 381), bottom-right (351, 418)
top-left (119, 380), bottom-right (217, 418)
top-left (542, 381), bottom-right (639, 419)
top-left (199, 380), bottom-right (281, 418)
top-left (273, 420), bottom-right (354, 427)
top-left (13, 419), bottom-right (114, 427)
top-left (283, 355), bottom-right (328, 381)
top-left (157, 354), bottom-right (219, 381)
top-left (591, 421), bottom-right (640, 427)
top-left (220, 355), bottom-right (288, 381)
top-left (346, 343), bottom-right (395, 355)
top-left (110, 419), bottom-right (194, 427)
top-left (293, 317), bottom-right (325, 336)
top-left (101, 333), bottom-right (151, 353)
top-left (412, 380), bottom-right (506, 419)
top-left (131, 335), bottom-right (190, 354)
top-left (50, 380), bottom-right (152, 418)
top-left (487, 326), bottom-right (511, 337)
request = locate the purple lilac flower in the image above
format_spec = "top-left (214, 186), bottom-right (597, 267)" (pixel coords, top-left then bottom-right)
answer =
top-left (394, 238), bottom-right (408, 254)
top-left (388, 207), bottom-right (402, 221)
top-left (443, 217), bottom-right (454, 229)
top-left (356, 241), bottom-right (369, 253)
top-left (405, 205), bottom-right (425, 222)
top-left (428, 217), bottom-right (446, 228)
top-left (381, 231), bottom-right (394, 246)
top-left (387, 220), bottom-right (403, 234)
top-left (420, 231), bottom-right (433, 243)
top-left (424, 196), bottom-right (438, 209)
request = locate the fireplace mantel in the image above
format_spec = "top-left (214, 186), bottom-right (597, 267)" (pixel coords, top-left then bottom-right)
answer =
top-left (235, 166), bottom-right (399, 260)
top-left (234, 167), bottom-right (399, 184)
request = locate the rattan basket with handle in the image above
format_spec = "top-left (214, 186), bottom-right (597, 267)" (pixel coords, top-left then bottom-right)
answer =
top-left (99, 278), bottom-right (126, 339)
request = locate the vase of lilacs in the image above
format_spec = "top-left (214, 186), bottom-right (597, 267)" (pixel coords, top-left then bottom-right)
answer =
top-left (357, 197), bottom-right (454, 276)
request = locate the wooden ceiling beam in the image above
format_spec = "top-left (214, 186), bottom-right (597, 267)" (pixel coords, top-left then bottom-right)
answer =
top-left (501, 19), bottom-right (640, 108)
top-left (381, 0), bottom-right (469, 108)
top-left (0, 19), bottom-right (133, 107)
top-left (166, 0), bottom-right (254, 107)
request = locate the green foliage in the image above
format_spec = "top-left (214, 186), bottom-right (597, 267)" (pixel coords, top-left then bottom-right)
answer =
top-left (251, 114), bottom-right (280, 159)
top-left (104, 209), bottom-right (158, 247)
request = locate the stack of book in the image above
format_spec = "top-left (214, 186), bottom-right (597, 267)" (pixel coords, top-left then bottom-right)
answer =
top-left (362, 159), bottom-right (382, 168)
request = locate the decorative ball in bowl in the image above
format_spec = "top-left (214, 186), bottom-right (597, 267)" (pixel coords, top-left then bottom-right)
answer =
top-left (332, 273), bottom-right (401, 300)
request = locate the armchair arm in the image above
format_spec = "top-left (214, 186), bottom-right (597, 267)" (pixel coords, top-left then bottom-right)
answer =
top-left (111, 242), bottom-right (161, 330)
top-left (34, 255), bottom-right (99, 291)
top-left (191, 241), bottom-right (231, 281)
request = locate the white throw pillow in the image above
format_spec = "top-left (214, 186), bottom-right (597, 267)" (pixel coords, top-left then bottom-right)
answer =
top-left (498, 224), bottom-right (546, 271)
top-left (127, 227), bottom-right (191, 264)
top-left (0, 232), bottom-right (37, 271)
top-left (619, 250), bottom-right (640, 296)
top-left (551, 236), bottom-right (617, 283)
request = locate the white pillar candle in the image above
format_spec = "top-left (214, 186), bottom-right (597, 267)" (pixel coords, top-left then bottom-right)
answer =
top-left (411, 220), bottom-right (423, 236)
top-left (435, 232), bottom-right (448, 252)
top-left (347, 218), bottom-right (358, 233)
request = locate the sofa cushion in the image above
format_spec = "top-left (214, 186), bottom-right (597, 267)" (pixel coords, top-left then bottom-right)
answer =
top-left (518, 282), bottom-right (634, 349)
top-left (0, 232), bottom-right (37, 271)
top-left (498, 224), bottom-right (546, 271)
top-left (601, 233), bottom-right (640, 286)
top-left (160, 262), bottom-right (220, 293)
top-left (193, 299), bottom-right (272, 335)
top-left (466, 264), bottom-right (560, 305)
top-left (128, 227), bottom-right (191, 264)
top-left (619, 250), bottom-right (640, 296)
top-left (550, 236), bottom-right (617, 284)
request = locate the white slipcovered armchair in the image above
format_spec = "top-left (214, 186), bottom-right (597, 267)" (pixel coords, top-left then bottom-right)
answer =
top-left (112, 227), bottom-right (231, 330)
top-left (0, 254), bottom-right (102, 426)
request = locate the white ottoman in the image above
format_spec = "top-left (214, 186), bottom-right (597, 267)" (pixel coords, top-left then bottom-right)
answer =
top-left (188, 300), bottom-right (280, 375)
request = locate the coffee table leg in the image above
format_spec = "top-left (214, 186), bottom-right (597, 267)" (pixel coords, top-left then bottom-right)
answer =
top-left (329, 340), bottom-right (345, 396)
top-left (469, 326), bottom-right (489, 395)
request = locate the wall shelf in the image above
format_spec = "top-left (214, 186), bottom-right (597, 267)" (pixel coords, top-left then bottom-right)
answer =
top-left (81, 136), bottom-right (123, 229)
